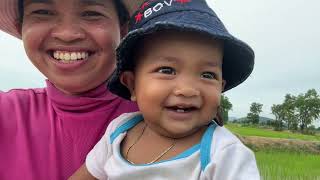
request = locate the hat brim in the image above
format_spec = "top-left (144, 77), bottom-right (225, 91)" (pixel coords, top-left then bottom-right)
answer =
top-left (108, 10), bottom-right (255, 100)
top-left (0, 0), bottom-right (144, 39)
top-left (0, 0), bottom-right (19, 38)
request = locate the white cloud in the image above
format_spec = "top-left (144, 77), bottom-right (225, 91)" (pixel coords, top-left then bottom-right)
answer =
top-left (208, 0), bottom-right (320, 118)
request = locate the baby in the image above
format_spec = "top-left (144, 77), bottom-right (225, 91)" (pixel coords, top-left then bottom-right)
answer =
top-left (70, 0), bottom-right (260, 179)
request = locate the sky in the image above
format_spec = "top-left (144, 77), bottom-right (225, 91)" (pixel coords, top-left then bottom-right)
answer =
top-left (0, 0), bottom-right (320, 126)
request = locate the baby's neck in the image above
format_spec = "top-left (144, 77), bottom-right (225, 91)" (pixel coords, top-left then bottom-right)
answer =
top-left (121, 121), bottom-right (208, 165)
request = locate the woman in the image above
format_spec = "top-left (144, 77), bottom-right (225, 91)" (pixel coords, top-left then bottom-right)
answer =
top-left (0, 0), bottom-right (143, 179)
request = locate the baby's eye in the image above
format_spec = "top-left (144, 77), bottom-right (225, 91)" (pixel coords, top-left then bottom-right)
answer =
top-left (157, 67), bottom-right (176, 75)
top-left (201, 72), bottom-right (216, 79)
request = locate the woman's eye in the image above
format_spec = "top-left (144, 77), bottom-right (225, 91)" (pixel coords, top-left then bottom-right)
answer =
top-left (82, 11), bottom-right (104, 17)
top-left (201, 72), bottom-right (216, 79)
top-left (157, 67), bottom-right (176, 75)
top-left (32, 9), bottom-right (53, 15)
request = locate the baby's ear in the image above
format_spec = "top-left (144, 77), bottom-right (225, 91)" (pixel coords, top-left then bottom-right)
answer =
top-left (222, 80), bottom-right (227, 91)
top-left (120, 71), bottom-right (136, 101)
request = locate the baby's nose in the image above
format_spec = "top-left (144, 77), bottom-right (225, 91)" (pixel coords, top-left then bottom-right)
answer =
top-left (173, 86), bottom-right (200, 97)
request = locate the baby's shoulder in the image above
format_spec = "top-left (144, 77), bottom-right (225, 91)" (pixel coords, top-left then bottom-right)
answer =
top-left (109, 112), bottom-right (141, 127)
top-left (204, 126), bottom-right (260, 179)
top-left (104, 112), bottom-right (142, 138)
top-left (211, 126), bottom-right (246, 152)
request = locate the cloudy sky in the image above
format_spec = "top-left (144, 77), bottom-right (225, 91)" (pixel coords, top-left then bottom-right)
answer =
top-left (0, 0), bottom-right (320, 124)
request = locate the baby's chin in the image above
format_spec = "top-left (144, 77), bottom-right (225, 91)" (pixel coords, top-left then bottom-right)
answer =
top-left (160, 127), bottom-right (206, 139)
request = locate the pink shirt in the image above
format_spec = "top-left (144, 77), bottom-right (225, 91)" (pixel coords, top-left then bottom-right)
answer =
top-left (0, 80), bottom-right (138, 179)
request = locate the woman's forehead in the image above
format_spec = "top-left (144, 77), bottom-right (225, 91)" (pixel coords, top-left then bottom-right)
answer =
top-left (24, 0), bottom-right (113, 7)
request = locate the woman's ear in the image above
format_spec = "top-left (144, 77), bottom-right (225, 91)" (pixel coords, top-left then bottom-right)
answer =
top-left (120, 71), bottom-right (136, 101)
top-left (15, 20), bottom-right (22, 36)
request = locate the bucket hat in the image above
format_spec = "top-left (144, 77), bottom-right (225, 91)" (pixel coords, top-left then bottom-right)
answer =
top-left (0, 0), bottom-right (144, 38)
top-left (108, 0), bottom-right (255, 100)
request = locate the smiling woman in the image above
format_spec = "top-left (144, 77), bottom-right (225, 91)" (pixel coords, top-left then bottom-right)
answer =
top-left (21, 0), bottom-right (123, 94)
top-left (0, 0), bottom-right (144, 179)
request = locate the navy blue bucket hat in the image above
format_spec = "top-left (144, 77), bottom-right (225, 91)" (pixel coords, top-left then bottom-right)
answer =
top-left (108, 0), bottom-right (255, 100)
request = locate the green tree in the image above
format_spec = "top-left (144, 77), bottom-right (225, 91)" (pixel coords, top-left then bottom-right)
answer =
top-left (295, 89), bottom-right (320, 132)
top-left (220, 95), bottom-right (233, 124)
top-left (282, 94), bottom-right (298, 131)
top-left (271, 104), bottom-right (284, 131)
top-left (247, 102), bottom-right (263, 124)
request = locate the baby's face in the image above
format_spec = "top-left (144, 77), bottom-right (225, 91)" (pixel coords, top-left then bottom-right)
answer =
top-left (127, 31), bottom-right (225, 138)
top-left (21, 0), bottom-right (122, 94)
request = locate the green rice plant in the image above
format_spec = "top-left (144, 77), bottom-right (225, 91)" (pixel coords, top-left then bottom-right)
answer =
top-left (226, 123), bottom-right (320, 141)
top-left (256, 151), bottom-right (320, 180)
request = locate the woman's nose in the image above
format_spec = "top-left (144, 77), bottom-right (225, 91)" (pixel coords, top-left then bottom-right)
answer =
top-left (51, 17), bottom-right (85, 42)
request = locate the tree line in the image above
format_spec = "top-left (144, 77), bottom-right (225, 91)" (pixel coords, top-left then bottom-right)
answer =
top-left (271, 89), bottom-right (320, 133)
top-left (220, 89), bottom-right (320, 134)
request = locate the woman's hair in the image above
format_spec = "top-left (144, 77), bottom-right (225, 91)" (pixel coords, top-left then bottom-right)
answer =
top-left (113, 0), bottom-right (129, 26)
top-left (17, 0), bottom-right (129, 26)
top-left (18, 0), bottom-right (23, 25)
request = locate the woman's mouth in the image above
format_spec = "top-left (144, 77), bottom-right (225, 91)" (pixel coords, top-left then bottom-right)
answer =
top-left (49, 50), bottom-right (93, 63)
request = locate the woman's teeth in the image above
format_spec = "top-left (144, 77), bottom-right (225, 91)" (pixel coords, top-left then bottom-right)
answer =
top-left (53, 51), bottom-right (89, 62)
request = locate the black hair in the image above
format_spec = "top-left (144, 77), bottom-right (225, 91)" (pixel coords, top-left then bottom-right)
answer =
top-left (113, 0), bottom-right (130, 26)
top-left (18, 0), bottom-right (23, 26)
top-left (17, 0), bottom-right (129, 26)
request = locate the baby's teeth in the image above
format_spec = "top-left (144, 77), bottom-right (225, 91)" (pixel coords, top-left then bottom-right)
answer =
top-left (177, 109), bottom-right (185, 113)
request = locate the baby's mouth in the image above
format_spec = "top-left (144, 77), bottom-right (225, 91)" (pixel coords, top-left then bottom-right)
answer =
top-left (167, 106), bottom-right (198, 113)
top-left (49, 50), bottom-right (94, 63)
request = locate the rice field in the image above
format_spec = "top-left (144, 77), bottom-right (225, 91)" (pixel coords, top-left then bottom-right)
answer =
top-left (225, 123), bottom-right (320, 179)
top-left (225, 123), bottom-right (320, 141)
top-left (256, 151), bottom-right (320, 180)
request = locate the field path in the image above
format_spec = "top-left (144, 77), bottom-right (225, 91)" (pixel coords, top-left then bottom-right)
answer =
top-left (238, 135), bottom-right (320, 154)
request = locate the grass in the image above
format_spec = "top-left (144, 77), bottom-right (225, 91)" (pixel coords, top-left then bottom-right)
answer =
top-left (225, 123), bottom-right (320, 179)
top-left (225, 123), bottom-right (320, 141)
top-left (256, 151), bottom-right (320, 180)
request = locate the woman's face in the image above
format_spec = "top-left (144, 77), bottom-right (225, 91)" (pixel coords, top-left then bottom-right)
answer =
top-left (22, 0), bottom-right (123, 95)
